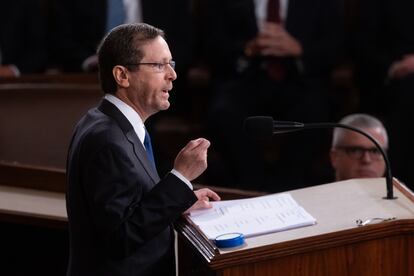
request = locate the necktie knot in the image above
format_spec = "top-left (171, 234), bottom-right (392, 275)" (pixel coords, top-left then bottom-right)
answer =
top-left (144, 129), bottom-right (156, 170)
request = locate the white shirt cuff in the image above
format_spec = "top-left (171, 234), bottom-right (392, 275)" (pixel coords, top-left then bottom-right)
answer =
top-left (171, 169), bottom-right (193, 190)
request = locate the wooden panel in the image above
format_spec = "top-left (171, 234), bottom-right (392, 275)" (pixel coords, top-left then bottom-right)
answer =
top-left (219, 234), bottom-right (414, 276)
top-left (0, 73), bottom-right (99, 84)
top-left (193, 184), bottom-right (267, 200)
top-left (0, 162), bottom-right (65, 192)
top-left (179, 223), bottom-right (414, 276)
top-left (0, 82), bottom-right (101, 169)
top-left (0, 184), bottom-right (66, 228)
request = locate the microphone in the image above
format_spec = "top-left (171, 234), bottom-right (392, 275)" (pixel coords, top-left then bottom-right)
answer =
top-left (243, 116), bottom-right (396, 200)
top-left (244, 116), bottom-right (305, 137)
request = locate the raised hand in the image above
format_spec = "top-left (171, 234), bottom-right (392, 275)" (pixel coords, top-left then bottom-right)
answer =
top-left (174, 138), bottom-right (210, 181)
top-left (256, 22), bottom-right (303, 57)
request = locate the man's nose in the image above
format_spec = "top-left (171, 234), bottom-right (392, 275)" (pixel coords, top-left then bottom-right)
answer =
top-left (166, 64), bottom-right (177, 81)
top-left (361, 151), bottom-right (373, 162)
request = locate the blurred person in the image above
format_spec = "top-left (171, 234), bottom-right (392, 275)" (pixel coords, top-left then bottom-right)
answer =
top-left (330, 113), bottom-right (388, 181)
top-left (0, 0), bottom-right (47, 77)
top-left (66, 23), bottom-right (219, 276)
top-left (353, 0), bottom-right (414, 189)
top-left (353, 0), bottom-right (414, 115)
top-left (204, 0), bottom-right (344, 191)
top-left (51, 0), bottom-right (192, 74)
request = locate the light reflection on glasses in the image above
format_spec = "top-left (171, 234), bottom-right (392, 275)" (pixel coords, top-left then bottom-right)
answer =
top-left (336, 145), bottom-right (385, 161)
top-left (126, 60), bottom-right (176, 72)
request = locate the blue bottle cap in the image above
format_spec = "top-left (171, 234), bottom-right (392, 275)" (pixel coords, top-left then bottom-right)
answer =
top-left (214, 233), bottom-right (245, 248)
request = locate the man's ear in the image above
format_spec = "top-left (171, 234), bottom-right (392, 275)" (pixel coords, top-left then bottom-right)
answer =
top-left (112, 65), bottom-right (130, 88)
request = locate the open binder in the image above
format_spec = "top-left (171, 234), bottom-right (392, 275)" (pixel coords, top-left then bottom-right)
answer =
top-left (188, 193), bottom-right (316, 240)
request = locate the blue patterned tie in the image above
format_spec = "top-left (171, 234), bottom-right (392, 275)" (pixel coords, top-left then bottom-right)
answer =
top-left (144, 129), bottom-right (156, 170)
top-left (106, 0), bottom-right (126, 33)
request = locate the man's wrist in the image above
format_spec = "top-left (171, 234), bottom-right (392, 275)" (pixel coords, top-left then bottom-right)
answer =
top-left (171, 169), bottom-right (193, 190)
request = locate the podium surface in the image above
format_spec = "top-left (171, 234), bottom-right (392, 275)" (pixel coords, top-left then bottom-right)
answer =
top-left (177, 178), bottom-right (414, 275)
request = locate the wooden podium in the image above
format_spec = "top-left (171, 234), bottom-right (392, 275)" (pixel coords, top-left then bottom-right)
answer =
top-left (176, 178), bottom-right (414, 276)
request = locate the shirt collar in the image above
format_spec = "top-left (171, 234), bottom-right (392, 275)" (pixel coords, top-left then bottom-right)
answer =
top-left (104, 94), bottom-right (145, 143)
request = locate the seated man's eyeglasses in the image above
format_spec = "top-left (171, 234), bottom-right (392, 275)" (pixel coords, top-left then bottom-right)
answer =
top-left (126, 60), bottom-right (176, 72)
top-left (335, 145), bottom-right (384, 161)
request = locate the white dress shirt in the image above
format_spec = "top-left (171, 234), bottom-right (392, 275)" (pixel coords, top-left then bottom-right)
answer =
top-left (254, 0), bottom-right (289, 30)
top-left (123, 0), bottom-right (143, 23)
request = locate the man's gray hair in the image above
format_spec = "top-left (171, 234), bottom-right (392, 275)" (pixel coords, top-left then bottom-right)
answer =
top-left (332, 113), bottom-right (388, 148)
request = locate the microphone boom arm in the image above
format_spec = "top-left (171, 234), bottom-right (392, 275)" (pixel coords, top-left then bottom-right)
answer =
top-left (273, 122), bottom-right (396, 200)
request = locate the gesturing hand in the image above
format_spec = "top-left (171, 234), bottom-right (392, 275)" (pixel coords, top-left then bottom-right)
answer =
top-left (256, 22), bottom-right (303, 57)
top-left (174, 138), bottom-right (210, 181)
top-left (389, 54), bottom-right (414, 79)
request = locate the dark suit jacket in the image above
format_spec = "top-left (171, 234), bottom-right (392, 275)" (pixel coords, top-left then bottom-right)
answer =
top-left (52, 0), bottom-right (193, 72)
top-left (66, 99), bottom-right (197, 276)
top-left (0, 0), bottom-right (47, 73)
top-left (203, 0), bottom-right (343, 79)
top-left (354, 0), bottom-right (414, 83)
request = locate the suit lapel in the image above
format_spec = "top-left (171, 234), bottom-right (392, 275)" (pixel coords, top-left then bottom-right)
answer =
top-left (98, 99), bottom-right (160, 183)
top-left (125, 131), bottom-right (161, 183)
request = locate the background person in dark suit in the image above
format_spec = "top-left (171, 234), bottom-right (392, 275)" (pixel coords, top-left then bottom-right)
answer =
top-left (51, 0), bottom-right (193, 74)
top-left (204, 0), bottom-right (344, 192)
top-left (353, 0), bottom-right (414, 191)
top-left (66, 23), bottom-right (219, 276)
top-left (0, 0), bottom-right (47, 77)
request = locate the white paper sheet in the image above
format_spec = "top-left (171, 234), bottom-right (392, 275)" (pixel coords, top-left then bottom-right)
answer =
top-left (188, 193), bottom-right (316, 240)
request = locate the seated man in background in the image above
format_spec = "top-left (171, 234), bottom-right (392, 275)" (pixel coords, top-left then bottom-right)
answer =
top-left (330, 113), bottom-right (388, 181)
top-left (203, 0), bottom-right (344, 191)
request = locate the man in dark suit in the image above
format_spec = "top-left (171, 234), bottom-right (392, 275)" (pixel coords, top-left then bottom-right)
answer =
top-left (66, 23), bottom-right (219, 276)
top-left (205, 0), bottom-right (343, 191)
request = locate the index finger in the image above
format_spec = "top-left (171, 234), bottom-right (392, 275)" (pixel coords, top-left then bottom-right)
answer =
top-left (197, 188), bottom-right (221, 201)
top-left (187, 138), bottom-right (211, 151)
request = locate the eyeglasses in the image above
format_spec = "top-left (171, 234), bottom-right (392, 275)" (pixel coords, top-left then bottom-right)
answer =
top-left (126, 60), bottom-right (176, 72)
top-left (335, 145), bottom-right (384, 161)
